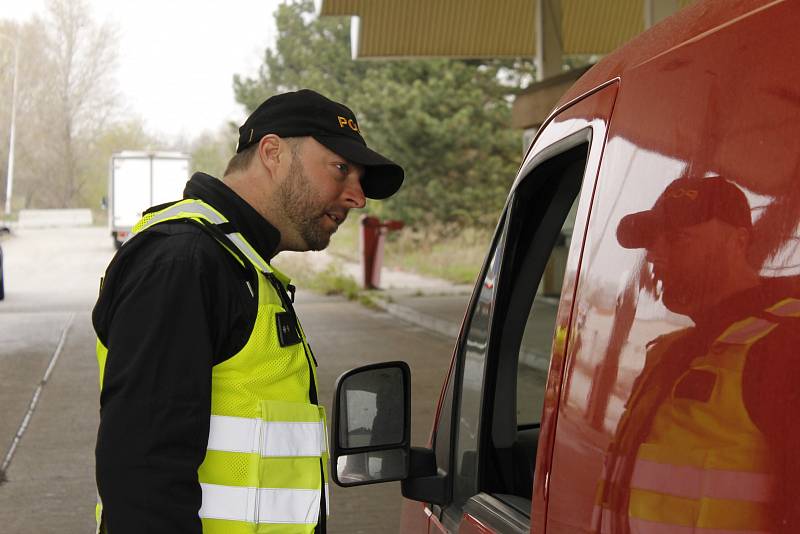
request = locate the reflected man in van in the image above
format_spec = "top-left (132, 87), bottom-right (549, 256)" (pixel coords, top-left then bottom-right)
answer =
top-left (594, 175), bottom-right (800, 533)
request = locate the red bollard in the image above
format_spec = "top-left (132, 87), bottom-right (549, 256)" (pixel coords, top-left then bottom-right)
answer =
top-left (360, 216), bottom-right (381, 289)
top-left (359, 216), bottom-right (404, 289)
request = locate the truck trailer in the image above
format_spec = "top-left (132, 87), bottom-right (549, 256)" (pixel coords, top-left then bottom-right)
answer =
top-left (108, 151), bottom-right (190, 249)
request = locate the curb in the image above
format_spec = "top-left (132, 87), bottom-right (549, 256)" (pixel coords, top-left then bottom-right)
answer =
top-left (370, 297), bottom-right (463, 341)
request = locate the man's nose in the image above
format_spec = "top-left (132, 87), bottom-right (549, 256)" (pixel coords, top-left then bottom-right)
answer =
top-left (344, 176), bottom-right (366, 209)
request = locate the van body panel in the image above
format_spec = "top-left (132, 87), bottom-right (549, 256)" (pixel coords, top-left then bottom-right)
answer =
top-left (430, 512), bottom-right (446, 533)
top-left (460, 514), bottom-right (493, 534)
top-left (400, 499), bottom-right (432, 533)
top-left (557, 0), bottom-right (786, 109)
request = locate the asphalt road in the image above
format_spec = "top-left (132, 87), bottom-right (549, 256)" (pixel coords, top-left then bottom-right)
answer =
top-left (0, 227), bottom-right (453, 533)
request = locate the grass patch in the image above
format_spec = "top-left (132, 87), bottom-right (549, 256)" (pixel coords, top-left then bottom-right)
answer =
top-left (327, 216), bottom-right (490, 285)
top-left (307, 263), bottom-right (361, 299)
top-left (383, 226), bottom-right (490, 285)
top-left (272, 254), bottom-right (362, 301)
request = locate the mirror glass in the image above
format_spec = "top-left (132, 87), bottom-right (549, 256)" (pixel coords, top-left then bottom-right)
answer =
top-left (338, 366), bottom-right (405, 449)
top-left (336, 449), bottom-right (408, 485)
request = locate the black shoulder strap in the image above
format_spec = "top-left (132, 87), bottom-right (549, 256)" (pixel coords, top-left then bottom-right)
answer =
top-left (194, 219), bottom-right (253, 271)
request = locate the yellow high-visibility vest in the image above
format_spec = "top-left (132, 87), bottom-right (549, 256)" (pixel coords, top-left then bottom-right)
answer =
top-left (594, 297), bottom-right (800, 534)
top-left (96, 199), bottom-right (329, 534)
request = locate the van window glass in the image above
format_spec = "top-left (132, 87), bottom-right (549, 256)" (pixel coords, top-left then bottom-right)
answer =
top-left (433, 214), bottom-right (508, 489)
top-left (441, 138), bottom-right (589, 529)
top-left (433, 360), bottom-right (455, 475)
top-left (482, 144), bottom-right (588, 511)
top-left (488, 143), bottom-right (588, 515)
top-left (517, 199), bottom-right (578, 426)
top-left (450, 220), bottom-right (508, 509)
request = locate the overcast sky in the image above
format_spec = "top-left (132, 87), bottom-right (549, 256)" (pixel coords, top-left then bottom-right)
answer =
top-left (0, 0), bottom-right (284, 141)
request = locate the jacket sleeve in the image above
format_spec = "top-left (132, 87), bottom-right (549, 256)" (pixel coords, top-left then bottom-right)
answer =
top-left (94, 235), bottom-right (222, 534)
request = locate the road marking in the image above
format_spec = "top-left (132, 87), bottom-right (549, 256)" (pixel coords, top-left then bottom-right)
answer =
top-left (0, 313), bottom-right (75, 483)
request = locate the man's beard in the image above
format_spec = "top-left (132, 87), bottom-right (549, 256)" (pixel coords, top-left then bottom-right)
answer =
top-left (276, 157), bottom-right (333, 251)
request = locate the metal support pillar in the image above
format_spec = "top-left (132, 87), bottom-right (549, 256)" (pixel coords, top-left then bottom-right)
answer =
top-left (1, 33), bottom-right (19, 216)
top-left (535, 0), bottom-right (564, 82)
top-left (644, 0), bottom-right (680, 29)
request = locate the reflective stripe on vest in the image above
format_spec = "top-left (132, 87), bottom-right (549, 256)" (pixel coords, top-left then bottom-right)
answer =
top-left (133, 198), bottom-right (227, 228)
top-left (199, 483), bottom-right (326, 525)
top-left (207, 415), bottom-right (327, 456)
top-left (226, 231), bottom-right (271, 272)
top-left (130, 200), bottom-right (292, 287)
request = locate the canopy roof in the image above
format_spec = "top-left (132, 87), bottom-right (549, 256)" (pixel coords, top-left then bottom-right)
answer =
top-left (320, 0), bottom-right (694, 59)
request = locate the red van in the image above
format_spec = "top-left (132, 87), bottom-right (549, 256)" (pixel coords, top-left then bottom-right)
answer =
top-left (330, 1), bottom-right (800, 532)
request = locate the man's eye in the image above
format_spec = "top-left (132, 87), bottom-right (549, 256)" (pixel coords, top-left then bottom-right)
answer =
top-left (335, 163), bottom-right (349, 175)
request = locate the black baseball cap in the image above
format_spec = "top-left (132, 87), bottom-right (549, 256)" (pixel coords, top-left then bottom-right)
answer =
top-left (617, 176), bottom-right (752, 249)
top-left (236, 89), bottom-right (404, 200)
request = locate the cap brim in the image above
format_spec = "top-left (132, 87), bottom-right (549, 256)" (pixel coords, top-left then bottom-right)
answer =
top-left (616, 210), bottom-right (662, 249)
top-left (314, 135), bottom-right (404, 200)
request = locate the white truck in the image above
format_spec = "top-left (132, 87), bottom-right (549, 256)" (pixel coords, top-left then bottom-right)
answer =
top-left (108, 151), bottom-right (190, 249)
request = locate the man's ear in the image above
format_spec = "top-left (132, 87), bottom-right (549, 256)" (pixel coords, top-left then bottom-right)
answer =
top-left (256, 134), bottom-right (283, 178)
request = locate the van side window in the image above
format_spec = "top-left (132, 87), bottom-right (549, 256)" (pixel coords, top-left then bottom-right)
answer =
top-left (429, 215), bottom-right (508, 523)
top-left (484, 146), bottom-right (585, 509)
top-left (439, 137), bottom-right (589, 530)
top-left (451, 220), bottom-right (509, 506)
top-left (517, 200), bottom-right (577, 426)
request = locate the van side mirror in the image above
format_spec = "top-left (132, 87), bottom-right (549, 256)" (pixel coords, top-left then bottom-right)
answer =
top-left (331, 361), bottom-right (411, 486)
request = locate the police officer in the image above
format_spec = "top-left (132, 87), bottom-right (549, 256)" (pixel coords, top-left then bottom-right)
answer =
top-left (93, 89), bottom-right (404, 533)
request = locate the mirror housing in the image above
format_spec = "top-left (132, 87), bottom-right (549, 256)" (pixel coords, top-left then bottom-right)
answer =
top-left (331, 361), bottom-right (411, 487)
top-left (401, 447), bottom-right (449, 505)
top-left (330, 361), bottom-right (451, 505)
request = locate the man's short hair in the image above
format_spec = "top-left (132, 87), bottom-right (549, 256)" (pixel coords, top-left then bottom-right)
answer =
top-left (223, 143), bottom-right (258, 177)
top-left (223, 137), bottom-right (305, 177)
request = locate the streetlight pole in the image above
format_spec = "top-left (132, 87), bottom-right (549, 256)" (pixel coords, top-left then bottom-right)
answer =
top-left (1, 33), bottom-right (19, 217)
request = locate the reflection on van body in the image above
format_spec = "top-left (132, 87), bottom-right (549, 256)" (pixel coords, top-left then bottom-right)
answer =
top-left (588, 176), bottom-right (800, 533)
top-left (547, 5), bottom-right (800, 531)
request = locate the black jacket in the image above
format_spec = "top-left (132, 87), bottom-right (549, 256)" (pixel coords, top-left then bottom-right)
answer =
top-left (93, 173), bottom-right (281, 533)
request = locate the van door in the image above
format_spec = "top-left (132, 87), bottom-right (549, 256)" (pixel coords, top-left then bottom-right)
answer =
top-left (417, 83), bottom-right (618, 534)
